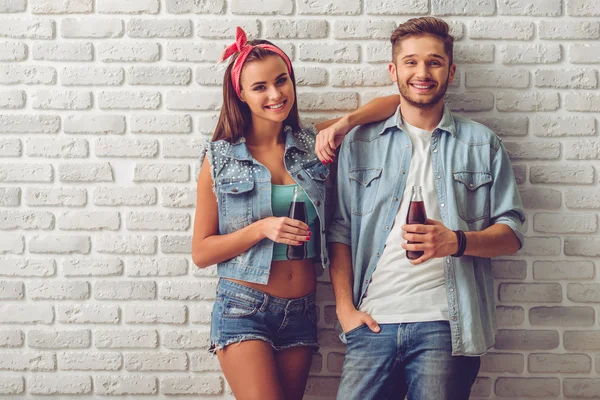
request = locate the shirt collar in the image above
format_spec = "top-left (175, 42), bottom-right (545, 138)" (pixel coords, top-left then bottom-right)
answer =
top-left (284, 125), bottom-right (310, 154)
top-left (378, 104), bottom-right (456, 137)
top-left (227, 136), bottom-right (253, 161)
top-left (377, 106), bottom-right (402, 135)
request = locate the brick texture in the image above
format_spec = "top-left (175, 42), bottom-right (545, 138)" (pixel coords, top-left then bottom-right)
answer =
top-left (0, 1), bottom-right (598, 398)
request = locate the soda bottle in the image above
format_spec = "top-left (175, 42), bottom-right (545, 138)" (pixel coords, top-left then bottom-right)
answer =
top-left (286, 185), bottom-right (308, 260)
top-left (406, 185), bottom-right (427, 260)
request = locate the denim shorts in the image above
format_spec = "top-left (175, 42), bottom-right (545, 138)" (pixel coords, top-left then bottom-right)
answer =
top-left (209, 278), bottom-right (319, 353)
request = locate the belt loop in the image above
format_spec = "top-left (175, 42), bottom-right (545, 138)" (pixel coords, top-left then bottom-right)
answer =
top-left (259, 293), bottom-right (269, 312)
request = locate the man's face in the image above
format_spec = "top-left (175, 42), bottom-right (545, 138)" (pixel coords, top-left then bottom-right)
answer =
top-left (389, 35), bottom-right (456, 110)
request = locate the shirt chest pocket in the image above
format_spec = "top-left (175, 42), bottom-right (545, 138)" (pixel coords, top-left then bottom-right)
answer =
top-left (453, 171), bottom-right (493, 223)
top-left (349, 167), bottom-right (382, 216)
top-left (219, 180), bottom-right (254, 230)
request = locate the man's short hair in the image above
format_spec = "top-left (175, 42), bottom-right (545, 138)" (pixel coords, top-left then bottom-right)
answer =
top-left (390, 17), bottom-right (454, 65)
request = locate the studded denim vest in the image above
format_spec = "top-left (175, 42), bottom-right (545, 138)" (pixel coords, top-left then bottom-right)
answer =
top-left (201, 125), bottom-right (330, 285)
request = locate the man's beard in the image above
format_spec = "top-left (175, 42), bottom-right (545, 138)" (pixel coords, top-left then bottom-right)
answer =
top-left (396, 72), bottom-right (449, 110)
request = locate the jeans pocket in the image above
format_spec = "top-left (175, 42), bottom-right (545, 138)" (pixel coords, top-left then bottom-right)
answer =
top-left (344, 323), bottom-right (367, 337)
top-left (222, 296), bottom-right (260, 319)
top-left (349, 168), bottom-right (382, 216)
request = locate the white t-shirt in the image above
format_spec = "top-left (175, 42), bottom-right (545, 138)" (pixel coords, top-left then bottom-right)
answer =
top-left (359, 118), bottom-right (449, 324)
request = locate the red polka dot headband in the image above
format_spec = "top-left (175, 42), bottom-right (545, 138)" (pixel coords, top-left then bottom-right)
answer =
top-left (219, 26), bottom-right (293, 98)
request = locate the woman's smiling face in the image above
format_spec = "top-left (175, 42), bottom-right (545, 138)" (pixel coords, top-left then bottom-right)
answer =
top-left (239, 55), bottom-right (295, 124)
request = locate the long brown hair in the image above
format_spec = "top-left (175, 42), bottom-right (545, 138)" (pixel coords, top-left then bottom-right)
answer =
top-left (212, 40), bottom-right (301, 143)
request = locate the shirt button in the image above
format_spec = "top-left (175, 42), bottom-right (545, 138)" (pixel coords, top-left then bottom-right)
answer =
top-left (316, 200), bottom-right (321, 207)
top-left (449, 287), bottom-right (454, 292)
top-left (441, 203), bottom-right (445, 208)
top-left (401, 170), bottom-right (405, 175)
top-left (436, 175), bottom-right (441, 179)
top-left (377, 253), bottom-right (380, 257)
top-left (231, 188), bottom-right (239, 193)
top-left (433, 149), bottom-right (438, 153)
top-left (385, 226), bottom-right (389, 230)
top-left (319, 173), bottom-right (326, 179)
top-left (394, 197), bottom-right (399, 201)
top-left (452, 316), bottom-right (457, 321)
top-left (446, 259), bottom-right (450, 264)
top-left (297, 174), bottom-right (304, 181)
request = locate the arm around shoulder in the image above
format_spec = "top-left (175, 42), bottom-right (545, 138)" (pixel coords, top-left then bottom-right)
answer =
top-left (313, 95), bottom-right (400, 162)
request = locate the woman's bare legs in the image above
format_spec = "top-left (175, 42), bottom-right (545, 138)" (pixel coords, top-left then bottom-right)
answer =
top-left (217, 340), bottom-right (285, 400)
top-left (275, 346), bottom-right (314, 400)
top-left (217, 341), bottom-right (314, 400)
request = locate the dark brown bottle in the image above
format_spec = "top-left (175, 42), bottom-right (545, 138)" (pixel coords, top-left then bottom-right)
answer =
top-left (406, 185), bottom-right (427, 260)
top-left (287, 186), bottom-right (308, 260)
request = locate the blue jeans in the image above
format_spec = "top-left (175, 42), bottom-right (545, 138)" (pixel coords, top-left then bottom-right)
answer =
top-left (209, 279), bottom-right (319, 353)
top-left (337, 321), bottom-right (480, 400)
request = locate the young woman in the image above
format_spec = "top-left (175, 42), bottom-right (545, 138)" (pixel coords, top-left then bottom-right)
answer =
top-left (192, 27), bottom-right (398, 400)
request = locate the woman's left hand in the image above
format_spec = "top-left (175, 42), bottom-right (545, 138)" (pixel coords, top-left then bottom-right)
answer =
top-left (315, 117), bottom-right (352, 163)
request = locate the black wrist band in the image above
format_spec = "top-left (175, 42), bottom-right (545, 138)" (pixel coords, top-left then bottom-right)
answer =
top-left (459, 230), bottom-right (467, 257)
top-left (451, 230), bottom-right (460, 257)
top-left (451, 230), bottom-right (467, 257)
top-left (451, 230), bottom-right (462, 257)
top-left (459, 230), bottom-right (467, 256)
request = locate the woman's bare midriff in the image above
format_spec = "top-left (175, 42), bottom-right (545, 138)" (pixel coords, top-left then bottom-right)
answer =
top-left (225, 259), bottom-right (317, 299)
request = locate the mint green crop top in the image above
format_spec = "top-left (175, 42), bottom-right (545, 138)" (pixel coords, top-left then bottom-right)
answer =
top-left (271, 184), bottom-right (318, 261)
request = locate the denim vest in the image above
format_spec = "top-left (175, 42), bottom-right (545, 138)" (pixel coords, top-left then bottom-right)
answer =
top-left (329, 106), bottom-right (526, 356)
top-left (202, 125), bottom-right (330, 285)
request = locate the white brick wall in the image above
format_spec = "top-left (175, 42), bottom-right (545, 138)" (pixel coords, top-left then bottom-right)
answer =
top-left (0, 0), bottom-right (598, 398)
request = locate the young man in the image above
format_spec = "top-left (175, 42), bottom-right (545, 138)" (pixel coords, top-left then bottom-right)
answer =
top-left (327, 17), bottom-right (526, 400)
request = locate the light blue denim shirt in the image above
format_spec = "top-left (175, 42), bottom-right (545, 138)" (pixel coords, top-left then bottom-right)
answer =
top-left (328, 105), bottom-right (526, 356)
top-left (202, 125), bottom-right (330, 285)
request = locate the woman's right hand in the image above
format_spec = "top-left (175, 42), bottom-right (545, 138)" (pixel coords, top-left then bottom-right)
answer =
top-left (315, 116), bottom-right (352, 163)
top-left (258, 217), bottom-right (311, 245)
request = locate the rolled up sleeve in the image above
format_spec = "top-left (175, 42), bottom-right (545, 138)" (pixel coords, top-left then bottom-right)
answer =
top-left (489, 141), bottom-right (526, 248)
